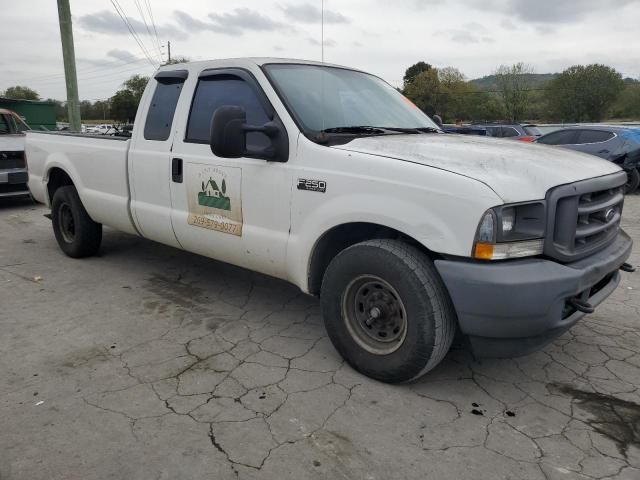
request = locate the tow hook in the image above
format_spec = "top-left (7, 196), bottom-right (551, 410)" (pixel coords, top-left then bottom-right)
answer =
top-left (620, 263), bottom-right (636, 273)
top-left (568, 297), bottom-right (595, 314)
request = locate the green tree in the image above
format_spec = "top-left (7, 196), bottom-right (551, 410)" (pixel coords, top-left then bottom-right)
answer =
top-left (122, 74), bottom-right (150, 103)
top-left (110, 89), bottom-right (137, 123)
top-left (493, 62), bottom-right (534, 122)
top-left (403, 61), bottom-right (432, 87)
top-left (164, 56), bottom-right (190, 65)
top-left (612, 83), bottom-right (640, 120)
top-left (3, 85), bottom-right (40, 100)
top-left (109, 74), bottom-right (150, 122)
top-left (546, 64), bottom-right (625, 122)
top-left (404, 69), bottom-right (439, 115)
top-left (403, 67), bottom-right (492, 122)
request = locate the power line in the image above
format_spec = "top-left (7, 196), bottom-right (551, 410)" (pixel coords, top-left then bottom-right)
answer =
top-left (133, 0), bottom-right (161, 62)
top-left (10, 55), bottom-right (151, 84)
top-left (110, 0), bottom-right (157, 68)
top-left (144, 0), bottom-right (163, 62)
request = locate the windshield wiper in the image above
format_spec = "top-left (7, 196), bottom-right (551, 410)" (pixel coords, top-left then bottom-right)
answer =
top-left (320, 126), bottom-right (388, 135)
top-left (380, 127), bottom-right (441, 134)
top-left (320, 126), bottom-right (441, 135)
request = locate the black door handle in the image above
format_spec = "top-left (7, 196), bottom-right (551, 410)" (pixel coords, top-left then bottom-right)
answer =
top-left (172, 158), bottom-right (183, 183)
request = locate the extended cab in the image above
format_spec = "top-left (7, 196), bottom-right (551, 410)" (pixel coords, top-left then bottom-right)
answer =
top-left (26, 59), bottom-right (634, 383)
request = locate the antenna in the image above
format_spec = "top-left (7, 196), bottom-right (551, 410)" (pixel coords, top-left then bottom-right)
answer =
top-left (321, 0), bottom-right (325, 62)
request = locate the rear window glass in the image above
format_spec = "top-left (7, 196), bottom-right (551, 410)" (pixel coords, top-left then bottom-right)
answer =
top-left (144, 77), bottom-right (186, 141)
top-left (523, 125), bottom-right (541, 136)
top-left (538, 130), bottom-right (578, 145)
top-left (501, 127), bottom-right (520, 138)
top-left (577, 130), bottom-right (615, 144)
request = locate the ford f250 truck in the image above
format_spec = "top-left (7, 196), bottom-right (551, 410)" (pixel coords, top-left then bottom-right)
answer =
top-left (26, 58), bottom-right (634, 383)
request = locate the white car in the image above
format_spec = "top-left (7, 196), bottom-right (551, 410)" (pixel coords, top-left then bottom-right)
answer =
top-left (26, 58), bottom-right (634, 382)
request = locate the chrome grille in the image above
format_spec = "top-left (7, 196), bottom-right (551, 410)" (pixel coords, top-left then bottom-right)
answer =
top-left (545, 172), bottom-right (627, 262)
top-left (0, 150), bottom-right (25, 169)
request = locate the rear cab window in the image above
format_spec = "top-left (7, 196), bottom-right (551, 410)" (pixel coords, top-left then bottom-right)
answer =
top-left (143, 70), bottom-right (188, 141)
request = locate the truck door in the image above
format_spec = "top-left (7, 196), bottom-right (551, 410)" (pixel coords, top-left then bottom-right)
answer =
top-left (129, 70), bottom-right (188, 248)
top-left (168, 68), bottom-right (293, 279)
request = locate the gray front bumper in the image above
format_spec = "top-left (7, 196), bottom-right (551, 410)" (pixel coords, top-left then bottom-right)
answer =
top-left (434, 230), bottom-right (633, 357)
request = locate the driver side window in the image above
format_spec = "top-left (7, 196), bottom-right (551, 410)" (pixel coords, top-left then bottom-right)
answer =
top-left (185, 75), bottom-right (270, 149)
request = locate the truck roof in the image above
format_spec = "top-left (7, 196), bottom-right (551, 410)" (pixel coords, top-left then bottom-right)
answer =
top-left (155, 57), bottom-right (362, 74)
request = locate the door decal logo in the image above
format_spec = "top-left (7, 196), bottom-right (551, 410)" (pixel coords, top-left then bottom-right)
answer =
top-left (187, 165), bottom-right (243, 236)
top-left (198, 177), bottom-right (231, 210)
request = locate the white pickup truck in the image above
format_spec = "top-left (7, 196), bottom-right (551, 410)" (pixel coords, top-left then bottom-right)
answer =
top-left (27, 58), bottom-right (634, 383)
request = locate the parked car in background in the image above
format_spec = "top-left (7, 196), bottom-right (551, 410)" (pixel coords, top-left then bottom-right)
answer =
top-left (474, 123), bottom-right (542, 142)
top-left (0, 109), bottom-right (30, 198)
top-left (85, 124), bottom-right (115, 135)
top-left (112, 124), bottom-right (133, 138)
top-left (442, 125), bottom-right (488, 136)
top-left (536, 126), bottom-right (640, 193)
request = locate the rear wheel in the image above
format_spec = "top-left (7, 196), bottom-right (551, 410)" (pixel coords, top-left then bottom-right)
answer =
top-left (51, 186), bottom-right (102, 258)
top-left (625, 168), bottom-right (640, 194)
top-left (320, 239), bottom-right (457, 383)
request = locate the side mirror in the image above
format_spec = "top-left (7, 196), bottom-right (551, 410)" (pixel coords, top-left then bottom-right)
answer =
top-left (210, 106), bottom-right (247, 158)
top-left (210, 106), bottom-right (288, 162)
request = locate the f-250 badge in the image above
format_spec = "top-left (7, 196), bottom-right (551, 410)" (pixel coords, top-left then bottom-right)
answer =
top-left (297, 178), bottom-right (327, 193)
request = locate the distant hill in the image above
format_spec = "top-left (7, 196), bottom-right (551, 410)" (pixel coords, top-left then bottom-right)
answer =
top-left (470, 73), bottom-right (558, 90)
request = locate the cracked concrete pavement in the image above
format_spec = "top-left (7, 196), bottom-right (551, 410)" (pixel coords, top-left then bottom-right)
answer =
top-left (1, 195), bottom-right (639, 480)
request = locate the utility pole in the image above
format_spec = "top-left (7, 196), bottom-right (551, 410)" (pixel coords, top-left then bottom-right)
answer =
top-left (167, 41), bottom-right (171, 63)
top-left (57, 0), bottom-right (81, 132)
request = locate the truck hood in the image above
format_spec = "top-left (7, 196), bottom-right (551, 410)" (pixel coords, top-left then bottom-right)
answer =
top-left (332, 134), bottom-right (621, 202)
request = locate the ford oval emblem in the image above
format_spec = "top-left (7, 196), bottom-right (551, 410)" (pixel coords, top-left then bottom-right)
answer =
top-left (605, 208), bottom-right (617, 222)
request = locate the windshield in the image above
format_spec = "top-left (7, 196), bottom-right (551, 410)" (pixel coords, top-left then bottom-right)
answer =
top-left (263, 64), bottom-right (439, 134)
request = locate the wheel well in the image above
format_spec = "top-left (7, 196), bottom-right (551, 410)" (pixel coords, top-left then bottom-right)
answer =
top-left (47, 168), bottom-right (74, 203)
top-left (307, 222), bottom-right (435, 296)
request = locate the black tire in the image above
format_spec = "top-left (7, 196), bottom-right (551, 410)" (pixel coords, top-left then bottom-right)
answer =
top-left (51, 185), bottom-right (102, 258)
top-left (320, 239), bottom-right (457, 383)
top-left (625, 169), bottom-right (640, 194)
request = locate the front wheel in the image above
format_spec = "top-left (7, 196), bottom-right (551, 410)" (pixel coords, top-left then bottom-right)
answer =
top-left (320, 239), bottom-right (457, 383)
top-left (51, 185), bottom-right (102, 258)
top-left (625, 168), bottom-right (640, 194)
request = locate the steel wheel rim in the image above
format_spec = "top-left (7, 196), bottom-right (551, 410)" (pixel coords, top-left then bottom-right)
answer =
top-left (342, 275), bottom-right (408, 355)
top-left (58, 202), bottom-right (75, 243)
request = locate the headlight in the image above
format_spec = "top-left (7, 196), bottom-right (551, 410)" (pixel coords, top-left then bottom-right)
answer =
top-left (473, 201), bottom-right (546, 260)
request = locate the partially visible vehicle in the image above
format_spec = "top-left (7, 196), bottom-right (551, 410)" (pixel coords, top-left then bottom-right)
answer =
top-left (113, 124), bottom-right (133, 138)
top-left (85, 124), bottom-right (115, 135)
top-left (475, 123), bottom-right (542, 142)
top-left (443, 125), bottom-right (488, 136)
top-left (536, 126), bottom-right (640, 194)
top-left (0, 109), bottom-right (30, 198)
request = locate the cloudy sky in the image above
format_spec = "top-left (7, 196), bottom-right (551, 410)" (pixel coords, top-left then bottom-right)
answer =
top-left (1, 0), bottom-right (639, 101)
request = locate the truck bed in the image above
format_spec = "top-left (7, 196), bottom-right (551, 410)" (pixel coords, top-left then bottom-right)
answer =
top-left (26, 131), bottom-right (138, 235)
